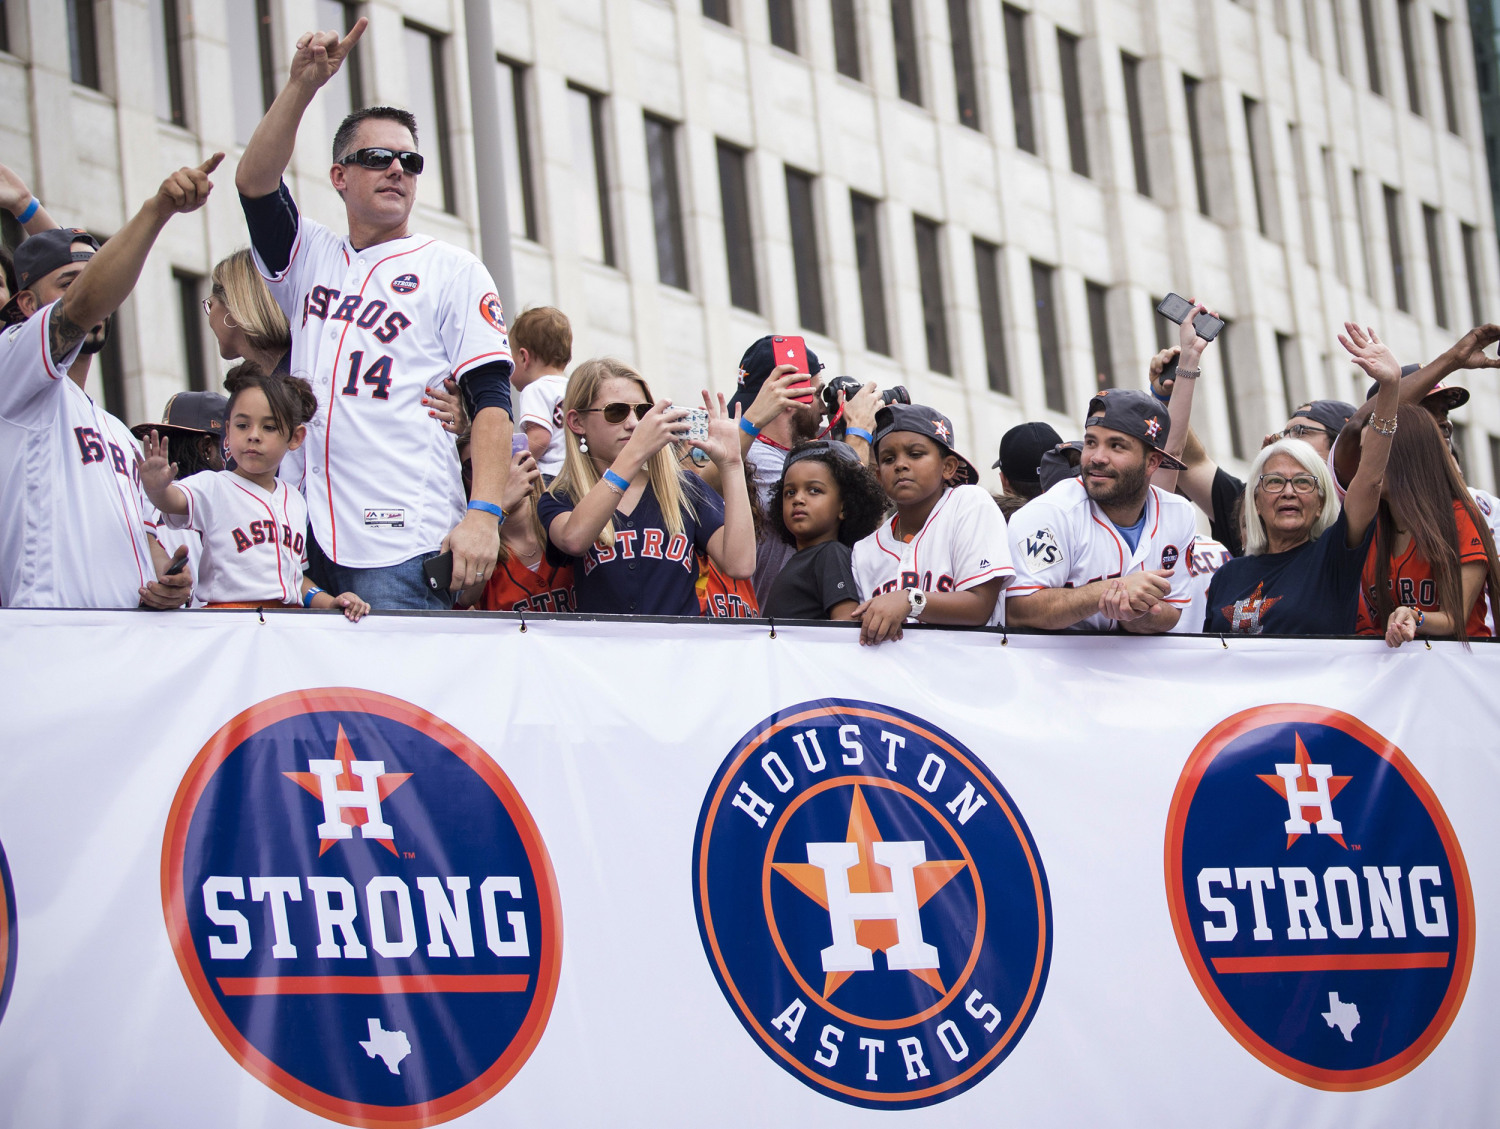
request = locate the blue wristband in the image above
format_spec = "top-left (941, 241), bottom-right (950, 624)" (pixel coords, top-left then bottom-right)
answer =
top-left (468, 500), bottom-right (506, 524)
top-left (601, 468), bottom-right (631, 493)
top-left (846, 427), bottom-right (874, 444)
top-left (739, 416), bottom-right (762, 438)
top-left (302, 587), bottom-right (323, 609)
top-left (16, 197), bottom-right (39, 224)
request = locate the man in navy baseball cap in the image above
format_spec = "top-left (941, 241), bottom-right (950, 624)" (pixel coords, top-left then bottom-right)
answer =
top-left (1085, 388), bottom-right (1186, 472)
top-left (730, 334), bottom-right (824, 415)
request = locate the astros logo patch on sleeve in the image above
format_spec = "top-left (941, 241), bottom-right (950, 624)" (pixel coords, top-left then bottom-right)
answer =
top-left (0, 841), bottom-right (15, 1029)
top-left (1165, 704), bottom-right (1473, 1089)
top-left (692, 700), bottom-right (1051, 1109)
top-left (161, 688), bottom-right (562, 1126)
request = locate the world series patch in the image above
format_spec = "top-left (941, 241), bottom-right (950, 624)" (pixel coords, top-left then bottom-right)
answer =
top-left (693, 700), bottom-right (1051, 1109)
top-left (1165, 704), bottom-right (1473, 1089)
top-left (0, 840), bottom-right (15, 1028)
top-left (161, 688), bottom-right (562, 1126)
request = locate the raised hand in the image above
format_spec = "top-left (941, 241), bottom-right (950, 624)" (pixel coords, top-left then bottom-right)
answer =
top-left (841, 381), bottom-right (880, 435)
top-left (695, 391), bottom-right (743, 469)
top-left (155, 154), bottom-right (223, 217)
top-left (1177, 299), bottom-right (1217, 369)
top-left (1446, 323), bottom-right (1500, 371)
top-left (135, 430), bottom-right (180, 507)
top-left (621, 399), bottom-right (690, 464)
top-left (0, 162), bottom-right (34, 215)
top-left (1149, 346), bottom-right (1181, 400)
top-left (745, 364), bottom-right (808, 432)
top-left (1339, 322), bottom-right (1400, 386)
top-left (500, 449), bottom-right (541, 514)
top-left (290, 18), bottom-right (367, 91)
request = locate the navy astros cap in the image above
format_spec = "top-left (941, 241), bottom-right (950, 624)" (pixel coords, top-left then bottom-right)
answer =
top-left (1038, 440), bottom-right (1084, 492)
top-left (1289, 399), bottom-right (1356, 435)
top-left (731, 335), bottom-right (823, 412)
top-left (1084, 388), bottom-right (1186, 470)
top-left (130, 391), bottom-right (229, 442)
top-left (995, 421), bottom-right (1063, 480)
top-left (873, 403), bottom-right (980, 486)
top-left (0, 228), bottom-right (100, 325)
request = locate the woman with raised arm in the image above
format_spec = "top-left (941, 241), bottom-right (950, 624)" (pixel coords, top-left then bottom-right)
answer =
top-left (1203, 324), bottom-right (1400, 635)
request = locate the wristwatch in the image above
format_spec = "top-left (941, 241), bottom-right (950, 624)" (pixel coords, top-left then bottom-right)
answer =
top-left (904, 588), bottom-right (928, 619)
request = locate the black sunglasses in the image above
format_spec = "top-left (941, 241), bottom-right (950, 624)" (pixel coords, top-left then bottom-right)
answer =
top-left (579, 402), bottom-right (652, 424)
top-left (339, 147), bottom-right (425, 175)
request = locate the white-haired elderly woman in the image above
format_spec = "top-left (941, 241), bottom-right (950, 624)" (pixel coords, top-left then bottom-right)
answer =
top-left (1204, 324), bottom-right (1400, 634)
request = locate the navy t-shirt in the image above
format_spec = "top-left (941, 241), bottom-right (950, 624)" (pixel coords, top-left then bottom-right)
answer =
top-left (1203, 510), bottom-right (1374, 635)
top-left (537, 473), bottom-right (725, 615)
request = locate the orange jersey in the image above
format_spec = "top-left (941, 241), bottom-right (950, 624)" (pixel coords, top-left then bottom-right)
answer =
top-left (1356, 499), bottom-right (1491, 637)
top-left (697, 554), bottom-right (759, 618)
top-left (480, 555), bottom-right (576, 613)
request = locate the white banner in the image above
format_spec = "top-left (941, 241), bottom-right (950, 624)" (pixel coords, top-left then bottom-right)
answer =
top-left (0, 610), bottom-right (1494, 1127)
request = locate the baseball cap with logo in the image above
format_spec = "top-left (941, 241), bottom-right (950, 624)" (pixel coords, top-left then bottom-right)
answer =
top-left (994, 421), bottom-right (1063, 482)
top-left (730, 335), bottom-right (824, 414)
top-left (0, 228), bottom-right (100, 325)
top-left (1084, 388), bottom-right (1186, 470)
top-left (873, 403), bottom-right (980, 486)
top-left (1289, 399), bottom-right (1357, 435)
top-left (1365, 367), bottom-right (1470, 414)
top-left (130, 391), bottom-right (229, 442)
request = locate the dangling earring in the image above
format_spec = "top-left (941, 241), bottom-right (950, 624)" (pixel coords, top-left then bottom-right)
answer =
top-left (579, 436), bottom-right (589, 454)
top-left (223, 312), bottom-right (240, 329)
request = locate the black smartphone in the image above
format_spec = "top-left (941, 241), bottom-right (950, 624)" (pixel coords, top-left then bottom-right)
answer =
top-left (1156, 293), bottom-right (1194, 324)
top-left (1159, 352), bottom-right (1180, 384)
top-left (165, 551), bottom-right (190, 576)
top-left (422, 551), bottom-right (454, 592)
top-left (1192, 311), bottom-right (1226, 342)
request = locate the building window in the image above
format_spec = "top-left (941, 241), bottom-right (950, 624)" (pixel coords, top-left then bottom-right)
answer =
top-left (1383, 185), bottom-right (1409, 312)
top-left (1031, 260), bottom-right (1065, 413)
top-left (1219, 321), bottom-right (1246, 460)
top-left (1302, 0), bottom-right (1321, 59)
top-left (703, 0), bottom-right (731, 25)
top-left (1183, 75), bottom-right (1210, 216)
top-left (1085, 281), bottom-right (1113, 390)
top-left (1276, 331), bottom-right (1301, 414)
top-left (892, 0), bottom-right (923, 106)
top-left (66, 0), bottom-right (101, 90)
top-left (1323, 146), bottom-right (1348, 283)
top-left (1003, 6), bottom-right (1036, 154)
top-left (769, 0), bottom-right (798, 52)
top-left (174, 270), bottom-right (210, 393)
top-left (1359, 0), bottom-right (1383, 96)
top-left (99, 313), bottom-right (128, 420)
top-left (152, 0), bottom-right (189, 127)
top-left (1463, 221), bottom-right (1484, 323)
top-left (913, 217), bottom-right (951, 375)
top-left (1351, 169), bottom-right (1375, 297)
top-left (496, 57), bottom-right (538, 242)
top-left (0, 0), bottom-right (9, 55)
top-left (1397, 0), bottom-right (1422, 115)
top-left (318, 1), bottom-right (365, 139)
top-left (717, 141), bottom-right (758, 313)
top-left (229, 0), bottom-right (277, 148)
top-left (1121, 52), bottom-right (1151, 196)
top-left (645, 115), bottom-right (689, 290)
top-left (785, 168), bottom-right (826, 334)
top-left (1329, 0), bottom-right (1348, 76)
top-left (832, 0), bottom-right (862, 80)
top-left (403, 24), bottom-right (456, 214)
top-left (1423, 205), bottom-right (1448, 328)
top-left (974, 239), bottom-right (1010, 395)
top-left (851, 192), bottom-right (890, 355)
top-left (1435, 16), bottom-right (1460, 135)
top-left (1289, 124), bottom-right (1316, 264)
top-left (949, 0), bottom-right (981, 130)
top-left (1243, 96), bottom-right (1273, 237)
top-left (1057, 31), bottom-right (1089, 177)
top-left (568, 85), bottom-right (615, 267)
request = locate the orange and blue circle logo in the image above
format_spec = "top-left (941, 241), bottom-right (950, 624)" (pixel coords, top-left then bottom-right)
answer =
top-left (162, 688), bottom-right (562, 1126)
top-left (693, 700), bottom-right (1051, 1109)
top-left (1166, 704), bottom-right (1473, 1089)
top-left (0, 841), bottom-right (15, 1028)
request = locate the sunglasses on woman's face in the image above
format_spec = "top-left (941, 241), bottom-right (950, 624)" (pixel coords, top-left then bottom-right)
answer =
top-left (579, 402), bottom-right (652, 424)
top-left (339, 147), bottom-right (425, 175)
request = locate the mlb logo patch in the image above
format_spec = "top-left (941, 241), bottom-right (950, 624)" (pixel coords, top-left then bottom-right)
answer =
top-left (1165, 704), bottom-right (1473, 1089)
top-left (390, 273), bottom-right (420, 294)
top-left (161, 689), bottom-right (562, 1125)
top-left (693, 699), bottom-right (1052, 1109)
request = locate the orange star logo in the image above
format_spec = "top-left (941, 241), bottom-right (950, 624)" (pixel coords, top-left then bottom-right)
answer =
top-left (283, 725), bottom-right (412, 855)
top-left (771, 785), bottom-right (968, 999)
top-left (1256, 733), bottom-right (1352, 849)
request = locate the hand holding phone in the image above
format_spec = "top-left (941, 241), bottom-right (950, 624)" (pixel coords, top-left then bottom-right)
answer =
top-left (1157, 293), bottom-right (1224, 343)
top-left (772, 335), bottom-right (816, 403)
top-left (422, 551), bottom-right (454, 593)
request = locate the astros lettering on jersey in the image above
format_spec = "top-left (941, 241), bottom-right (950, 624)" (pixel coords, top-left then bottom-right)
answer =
top-left (1172, 536), bottom-right (1233, 635)
top-left (0, 302), bottom-right (155, 607)
top-left (255, 213), bottom-right (512, 568)
top-left (1006, 478), bottom-right (1198, 630)
top-left (165, 469), bottom-right (309, 605)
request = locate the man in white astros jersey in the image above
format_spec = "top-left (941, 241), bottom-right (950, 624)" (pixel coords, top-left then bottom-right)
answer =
top-left (235, 17), bottom-right (514, 609)
top-left (0, 158), bottom-right (219, 609)
top-left (1006, 389), bottom-right (1198, 633)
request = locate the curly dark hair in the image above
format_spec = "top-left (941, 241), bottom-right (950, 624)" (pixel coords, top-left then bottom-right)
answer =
top-left (224, 363), bottom-right (318, 438)
top-left (769, 445), bottom-right (889, 547)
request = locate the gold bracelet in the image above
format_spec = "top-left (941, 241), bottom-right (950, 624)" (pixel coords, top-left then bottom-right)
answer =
top-left (1369, 413), bottom-right (1398, 436)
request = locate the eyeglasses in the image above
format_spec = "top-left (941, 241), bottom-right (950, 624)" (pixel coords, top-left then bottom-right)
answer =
top-left (338, 147), bottom-right (425, 175)
top-left (1256, 472), bottom-right (1322, 495)
top-left (578, 402), bottom-right (652, 424)
top-left (1283, 423), bottom-right (1337, 441)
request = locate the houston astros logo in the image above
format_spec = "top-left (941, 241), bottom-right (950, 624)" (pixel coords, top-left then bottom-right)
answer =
top-left (1165, 704), bottom-right (1472, 1089)
top-left (693, 700), bottom-right (1051, 1109)
top-left (0, 840), bottom-right (15, 1029)
top-left (479, 292), bottom-right (506, 333)
top-left (390, 273), bottom-right (420, 294)
top-left (162, 688), bottom-right (562, 1126)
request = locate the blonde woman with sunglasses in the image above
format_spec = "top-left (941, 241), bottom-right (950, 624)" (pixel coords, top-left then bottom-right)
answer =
top-left (539, 359), bottom-right (755, 615)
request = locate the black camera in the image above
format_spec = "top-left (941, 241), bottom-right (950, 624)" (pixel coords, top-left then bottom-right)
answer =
top-left (820, 376), bottom-right (911, 416)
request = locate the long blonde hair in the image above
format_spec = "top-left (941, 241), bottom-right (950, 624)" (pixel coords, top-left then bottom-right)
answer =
top-left (549, 357), bottom-right (694, 546)
top-left (211, 248), bottom-right (290, 358)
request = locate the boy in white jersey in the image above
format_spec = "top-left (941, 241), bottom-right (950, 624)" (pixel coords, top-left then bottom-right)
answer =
top-left (139, 368), bottom-right (368, 619)
top-left (851, 404), bottom-right (1014, 644)
top-left (512, 306), bottom-right (573, 476)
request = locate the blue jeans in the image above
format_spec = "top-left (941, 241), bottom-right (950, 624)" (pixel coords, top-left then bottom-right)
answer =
top-left (309, 535), bottom-right (453, 611)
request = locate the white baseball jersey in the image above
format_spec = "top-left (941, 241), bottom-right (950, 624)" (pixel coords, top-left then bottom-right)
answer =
top-left (0, 302), bottom-right (156, 607)
top-left (1006, 478), bottom-right (1198, 631)
top-left (164, 470), bottom-right (308, 605)
top-left (517, 373), bottom-right (568, 475)
top-left (255, 211), bottom-right (512, 567)
top-left (1170, 536), bottom-right (1232, 634)
top-left (851, 484), bottom-right (1015, 626)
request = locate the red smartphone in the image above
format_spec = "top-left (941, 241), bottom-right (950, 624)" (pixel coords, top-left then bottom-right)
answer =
top-left (772, 335), bottom-right (815, 403)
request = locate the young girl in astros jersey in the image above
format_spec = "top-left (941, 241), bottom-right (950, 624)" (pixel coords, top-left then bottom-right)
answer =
top-left (851, 404), bottom-right (1014, 645)
top-left (138, 367), bottom-right (369, 619)
top-left (538, 358), bottom-right (756, 615)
